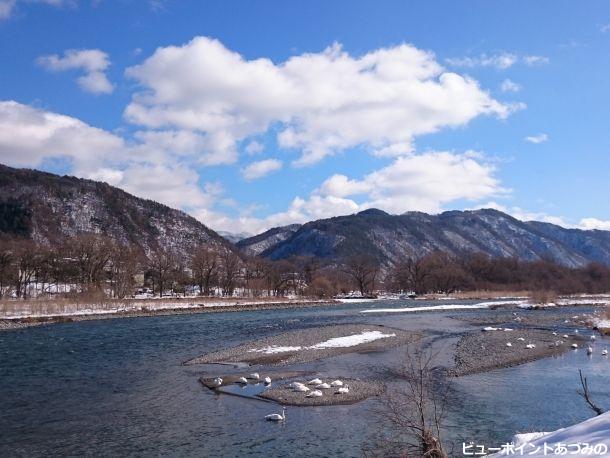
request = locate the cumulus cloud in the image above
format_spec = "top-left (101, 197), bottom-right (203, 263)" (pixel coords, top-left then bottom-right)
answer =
top-left (447, 53), bottom-right (549, 70)
top-left (242, 158), bottom-right (283, 180)
top-left (0, 100), bottom-right (124, 170)
top-left (523, 55), bottom-right (550, 66)
top-left (0, 0), bottom-right (16, 19)
top-left (245, 140), bottom-right (264, 155)
top-left (579, 218), bottom-right (610, 231)
top-left (474, 201), bottom-right (568, 227)
top-left (500, 79), bottom-right (521, 93)
top-left (446, 53), bottom-right (518, 70)
top-left (0, 0), bottom-right (69, 19)
top-left (125, 37), bottom-right (515, 166)
top-left (525, 133), bottom-right (549, 144)
top-left (37, 49), bottom-right (114, 94)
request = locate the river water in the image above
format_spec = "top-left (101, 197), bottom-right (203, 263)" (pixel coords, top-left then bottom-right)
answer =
top-left (1, 300), bottom-right (609, 457)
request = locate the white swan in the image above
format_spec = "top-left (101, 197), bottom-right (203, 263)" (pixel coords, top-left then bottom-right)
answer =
top-left (249, 373), bottom-right (260, 380)
top-left (307, 378), bottom-right (322, 385)
top-left (330, 380), bottom-right (343, 387)
top-left (562, 334), bottom-right (569, 339)
top-left (336, 385), bottom-right (349, 394)
top-left (602, 349), bottom-right (608, 356)
top-left (212, 377), bottom-right (223, 387)
top-left (294, 384), bottom-right (310, 392)
top-left (552, 332), bottom-right (557, 336)
top-left (315, 383), bottom-right (331, 389)
top-left (306, 390), bottom-right (323, 398)
top-left (591, 335), bottom-right (596, 341)
top-left (525, 344), bottom-right (536, 349)
top-left (236, 377), bottom-right (248, 384)
top-left (289, 382), bottom-right (305, 389)
top-left (571, 343), bottom-right (578, 349)
top-left (265, 407), bottom-right (285, 422)
top-left (587, 346), bottom-right (593, 355)
top-left (517, 337), bottom-right (525, 341)
top-left (264, 376), bottom-right (272, 384)
top-left (506, 342), bottom-right (512, 347)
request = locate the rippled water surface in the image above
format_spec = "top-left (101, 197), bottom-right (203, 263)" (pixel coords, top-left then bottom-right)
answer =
top-left (1, 300), bottom-right (609, 457)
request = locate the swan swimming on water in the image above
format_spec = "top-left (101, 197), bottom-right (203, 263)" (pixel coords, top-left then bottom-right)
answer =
top-left (587, 346), bottom-right (593, 355)
top-left (264, 376), bottom-right (272, 384)
top-left (602, 349), bottom-right (608, 356)
top-left (264, 407), bottom-right (285, 422)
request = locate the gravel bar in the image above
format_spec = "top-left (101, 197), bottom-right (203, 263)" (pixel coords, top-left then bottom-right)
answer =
top-left (449, 328), bottom-right (587, 376)
top-left (185, 324), bottom-right (420, 366)
top-left (259, 379), bottom-right (384, 406)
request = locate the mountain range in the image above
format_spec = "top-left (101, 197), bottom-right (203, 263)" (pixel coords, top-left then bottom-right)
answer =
top-left (0, 164), bottom-right (230, 257)
top-left (1, 163), bottom-right (609, 268)
top-left (238, 208), bottom-right (610, 268)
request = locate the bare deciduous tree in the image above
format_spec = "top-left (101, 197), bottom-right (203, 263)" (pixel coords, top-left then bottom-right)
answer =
top-left (342, 255), bottom-right (379, 295)
top-left (577, 369), bottom-right (605, 416)
top-left (148, 248), bottom-right (177, 297)
top-left (367, 345), bottom-right (449, 458)
top-left (220, 250), bottom-right (242, 297)
top-left (190, 247), bottom-right (219, 296)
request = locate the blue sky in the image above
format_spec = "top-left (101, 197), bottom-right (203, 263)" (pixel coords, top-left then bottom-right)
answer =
top-left (1, 0), bottom-right (609, 234)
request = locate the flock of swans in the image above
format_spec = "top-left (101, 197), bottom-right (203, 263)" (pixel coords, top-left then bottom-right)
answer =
top-left (264, 378), bottom-right (349, 421)
top-left (210, 372), bottom-right (350, 421)
top-left (504, 330), bottom-right (608, 356)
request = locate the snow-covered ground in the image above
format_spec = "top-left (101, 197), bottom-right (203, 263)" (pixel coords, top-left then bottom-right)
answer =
top-left (247, 330), bottom-right (397, 354)
top-left (360, 303), bottom-right (493, 313)
top-left (489, 411), bottom-right (610, 457)
top-left (0, 298), bottom-right (320, 320)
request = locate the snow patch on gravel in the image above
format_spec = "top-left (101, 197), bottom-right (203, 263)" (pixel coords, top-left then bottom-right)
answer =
top-left (247, 330), bottom-right (397, 354)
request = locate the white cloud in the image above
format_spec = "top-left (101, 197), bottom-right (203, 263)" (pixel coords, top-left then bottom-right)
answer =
top-left (37, 49), bottom-right (114, 94)
top-left (500, 79), bottom-right (522, 93)
top-left (447, 53), bottom-right (549, 70)
top-left (0, 100), bottom-right (124, 170)
top-left (446, 53), bottom-right (518, 70)
top-left (475, 201), bottom-right (568, 227)
top-left (601, 24), bottom-right (610, 33)
top-left (0, 0), bottom-right (16, 19)
top-left (242, 158), bottom-right (283, 181)
top-left (523, 55), bottom-right (550, 66)
top-left (133, 129), bottom-right (237, 166)
top-left (125, 37), bottom-right (515, 166)
top-left (525, 133), bottom-right (549, 144)
top-left (0, 0), bottom-right (69, 19)
top-left (245, 140), bottom-right (264, 155)
top-left (579, 218), bottom-right (610, 231)
top-left (315, 151), bottom-right (506, 215)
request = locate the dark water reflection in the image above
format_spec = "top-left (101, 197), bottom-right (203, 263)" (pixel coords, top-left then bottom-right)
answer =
top-left (1, 300), bottom-right (609, 457)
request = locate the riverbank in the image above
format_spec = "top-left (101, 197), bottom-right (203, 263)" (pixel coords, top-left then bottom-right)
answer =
top-left (0, 298), bottom-right (337, 331)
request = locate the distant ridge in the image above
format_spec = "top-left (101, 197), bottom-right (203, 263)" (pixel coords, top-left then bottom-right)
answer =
top-left (0, 164), bottom-right (232, 256)
top-left (238, 208), bottom-right (610, 267)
